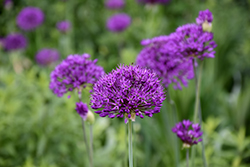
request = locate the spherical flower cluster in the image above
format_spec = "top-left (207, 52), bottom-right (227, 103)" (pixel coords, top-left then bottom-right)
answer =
top-left (56, 21), bottom-right (71, 33)
top-left (137, 34), bottom-right (194, 89)
top-left (3, 33), bottom-right (27, 51)
top-left (176, 23), bottom-right (217, 59)
top-left (137, 0), bottom-right (170, 5)
top-left (91, 65), bottom-right (166, 123)
top-left (172, 120), bottom-right (203, 147)
top-left (36, 48), bottom-right (60, 66)
top-left (49, 54), bottom-right (105, 97)
top-left (17, 7), bottom-right (44, 31)
top-left (106, 13), bottom-right (131, 32)
top-left (75, 102), bottom-right (88, 120)
top-left (196, 9), bottom-right (213, 25)
top-left (105, 0), bottom-right (125, 9)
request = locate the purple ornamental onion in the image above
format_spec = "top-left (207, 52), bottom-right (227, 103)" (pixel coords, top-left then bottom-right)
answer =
top-left (91, 64), bottom-right (166, 123)
top-left (172, 120), bottom-right (203, 147)
top-left (137, 0), bottom-right (170, 4)
top-left (17, 7), bottom-right (44, 31)
top-left (75, 102), bottom-right (88, 120)
top-left (105, 0), bottom-right (125, 9)
top-left (56, 21), bottom-right (71, 33)
top-left (3, 33), bottom-right (27, 51)
top-left (196, 9), bottom-right (213, 25)
top-left (137, 33), bottom-right (194, 89)
top-left (106, 13), bottom-right (131, 32)
top-left (36, 48), bottom-right (60, 66)
top-left (49, 54), bottom-right (105, 97)
top-left (176, 23), bottom-right (217, 59)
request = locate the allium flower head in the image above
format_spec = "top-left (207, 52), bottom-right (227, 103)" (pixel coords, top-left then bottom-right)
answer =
top-left (176, 23), bottom-right (217, 59)
top-left (49, 54), bottom-right (105, 97)
top-left (137, 0), bottom-right (170, 5)
top-left (91, 65), bottom-right (166, 123)
top-left (105, 0), bottom-right (125, 9)
top-left (137, 33), bottom-right (194, 89)
top-left (75, 102), bottom-right (88, 120)
top-left (3, 33), bottom-right (27, 51)
top-left (172, 120), bottom-right (203, 147)
top-left (36, 48), bottom-right (60, 66)
top-left (56, 21), bottom-right (71, 33)
top-left (106, 13), bottom-right (131, 32)
top-left (17, 7), bottom-right (44, 31)
top-left (196, 9), bottom-right (213, 25)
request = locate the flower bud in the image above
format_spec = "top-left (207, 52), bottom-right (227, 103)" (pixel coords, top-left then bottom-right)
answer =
top-left (202, 21), bottom-right (212, 32)
top-left (86, 110), bottom-right (95, 125)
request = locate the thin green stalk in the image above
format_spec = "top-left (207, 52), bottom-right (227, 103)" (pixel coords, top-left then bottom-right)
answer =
top-left (186, 149), bottom-right (189, 167)
top-left (166, 90), bottom-right (179, 167)
top-left (128, 120), bottom-right (133, 167)
top-left (192, 59), bottom-right (207, 167)
top-left (89, 125), bottom-right (93, 167)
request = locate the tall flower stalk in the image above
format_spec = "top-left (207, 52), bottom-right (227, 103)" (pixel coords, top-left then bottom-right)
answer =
top-left (128, 120), bottom-right (133, 167)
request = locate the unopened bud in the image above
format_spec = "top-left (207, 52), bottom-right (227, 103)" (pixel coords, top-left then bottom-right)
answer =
top-left (202, 21), bottom-right (212, 32)
top-left (86, 110), bottom-right (95, 125)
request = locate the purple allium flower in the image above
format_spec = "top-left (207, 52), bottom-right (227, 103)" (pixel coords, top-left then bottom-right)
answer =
top-left (105, 0), bottom-right (125, 9)
top-left (106, 13), bottom-right (131, 32)
top-left (75, 102), bottom-right (88, 120)
top-left (36, 48), bottom-right (60, 66)
top-left (172, 120), bottom-right (203, 147)
top-left (56, 21), bottom-right (71, 33)
top-left (91, 65), bottom-right (166, 123)
top-left (49, 54), bottom-right (105, 97)
top-left (196, 9), bottom-right (213, 25)
top-left (3, 33), bottom-right (27, 51)
top-left (176, 23), bottom-right (217, 59)
top-left (17, 7), bottom-right (44, 31)
top-left (137, 0), bottom-right (170, 4)
top-left (137, 34), bottom-right (194, 89)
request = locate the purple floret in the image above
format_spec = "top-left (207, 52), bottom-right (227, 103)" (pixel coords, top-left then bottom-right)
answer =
top-left (17, 7), bottom-right (44, 31)
top-left (36, 48), bottom-right (60, 66)
top-left (3, 33), bottom-right (27, 51)
top-left (137, 33), bottom-right (194, 89)
top-left (49, 54), bottom-right (105, 97)
top-left (75, 102), bottom-right (88, 120)
top-left (106, 13), bottom-right (131, 32)
top-left (196, 9), bottom-right (213, 25)
top-left (105, 0), bottom-right (125, 9)
top-left (172, 120), bottom-right (203, 147)
top-left (91, 64), bottom-right (166, 123)
top-left (56, 21), bottom-right (71, 33)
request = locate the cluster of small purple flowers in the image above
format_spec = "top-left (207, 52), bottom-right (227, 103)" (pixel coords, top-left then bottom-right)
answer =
top-left (75, 102), bottom-right (89, 120)
top-left (49, 54), bottom-right (105, 97)
top-left (35, 48), bottom-right (60, 66)
top-left (2, 33), bottom-right (27, 51)
top-left (172, 120), bottom-right (203, 147)
top-left (91, 65), bottom-right (165, 123)
top-left (137, 9), bottom-right (217, 89)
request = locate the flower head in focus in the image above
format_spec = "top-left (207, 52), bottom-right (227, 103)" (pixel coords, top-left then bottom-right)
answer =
top-left (36, 48), bottom-right (60, 66)
top-left (56, 21), bottom-right (71, 33)
top-left (106, 13), bottom-right (131, 32)
top-left (91, 64), bottom-right (165, 123)
top-left (137, 33), bottom-right (194, 89)
top-left (3, 33), bottom-right (27, 51)
top-left (49, 54), bottom-right (105, 97)
top-left (17, 7), bottom-right (44, 31)
top-left (76, 102), bottom-right (88, 120)
top-left (172, 120), bottom-right (203, 148)
top-left (105, 0), bottom-right (125, 9)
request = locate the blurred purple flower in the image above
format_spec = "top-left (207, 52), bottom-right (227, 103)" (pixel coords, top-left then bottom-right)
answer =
top-left (196, 9), bottom-right (213, 25)
top-left (17, 7), bottom-right (44, 31)
top-left (137, 0), bottom-right (170, 5)
top-left (56, 21), bottom-right (71, 33)
top-left (137, 33), bottom-right (194, 89)
top-left (75, 102), bottom-right (88, 120)
top-left (106, 13), bottom-right (131, 32)
top-left (50, 54), bottom-right (105, 97)
top-left (91, 65), bottom-right (165, 123)
top-left (4, 0), bottom-right (13, 9)
top-left (172, 120), bottom-right (203, 147)
top-left (105, 0), bottom-right (125, 9)
top-left (3, 33), bottom-right (27, 51)
top-left (36, 48), bottom-right (60, 66)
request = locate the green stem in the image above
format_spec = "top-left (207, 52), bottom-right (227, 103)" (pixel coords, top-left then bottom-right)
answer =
top-left (128, 120), bottom-right (133, 167)
top-left (89, 125), bottom-right (93, 167)
top-left (166, 90), bottom-right (179, 167)
top-left (186, 149), bottom-right (189, 167)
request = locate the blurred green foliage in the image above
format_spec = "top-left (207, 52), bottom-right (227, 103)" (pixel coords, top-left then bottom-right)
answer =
top-left (0, 0), bottom-right (250, 166)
